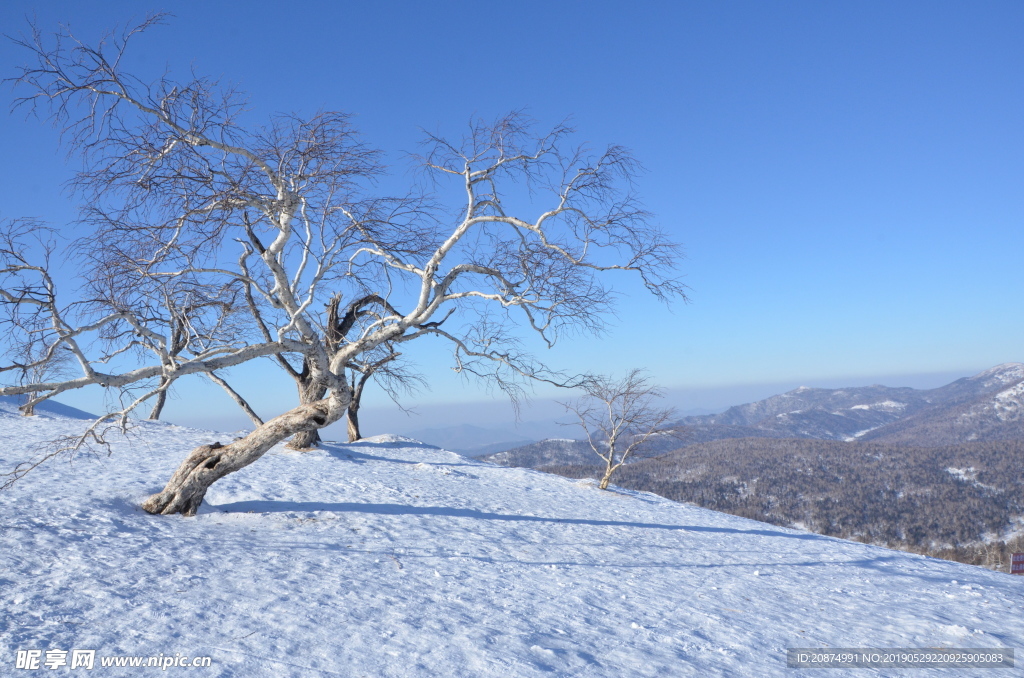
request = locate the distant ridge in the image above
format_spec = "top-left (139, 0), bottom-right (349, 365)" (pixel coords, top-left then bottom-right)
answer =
top-left (679, 362), bottom-right (1024, 446)
top-left (482, 438), bottom-right (594, 468)
top-left (483, 365), bottom-right (1024, 572)
top-left (861, 363), bottom-right (1024, 445)
top-left (485, 363), bottom-right (1024, 467)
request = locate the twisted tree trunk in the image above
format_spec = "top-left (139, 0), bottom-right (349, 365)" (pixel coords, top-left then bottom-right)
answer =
top-left (287, 295), bottom-right (345, 449)
top-left (142, 392), bottom-right (347, 516)
top-left (287, 369), bottom-right (328, 449)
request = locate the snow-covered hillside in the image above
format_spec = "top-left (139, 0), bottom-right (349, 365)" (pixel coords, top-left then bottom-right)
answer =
top-left (1, 410), bottom-right (1022, 677)
top-left (0, 394), bottom-right (95, 420)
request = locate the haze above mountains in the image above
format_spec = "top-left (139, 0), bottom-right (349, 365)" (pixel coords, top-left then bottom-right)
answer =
top-left (7, 364), bottom-right (1021, 457)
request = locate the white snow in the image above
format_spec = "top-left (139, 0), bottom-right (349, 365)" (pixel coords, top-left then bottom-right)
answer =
top-left (2, 410), bottom-right (1023, 676)
top-left (842, 425), bottom-right (886, 442)
top-left (850, 400), bottom-right (906, 411)
top-left (945, 467), bottom-right (1000, 493)
top-left (974, 362), bottom-right (1024, 386)
top-left (958, 380), bottom-right (1024, 423)
top-left (946, 467), bottom-right (978, 483)
top-left (991, 382), bottom-right (1024, 421)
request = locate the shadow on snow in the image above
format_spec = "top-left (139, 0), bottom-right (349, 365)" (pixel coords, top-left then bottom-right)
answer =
top-left (206, 498), bottom-right (830, 542)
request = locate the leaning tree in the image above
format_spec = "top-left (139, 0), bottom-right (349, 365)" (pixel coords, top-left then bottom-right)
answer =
top-left (0, 17), bottom-right (685, 516)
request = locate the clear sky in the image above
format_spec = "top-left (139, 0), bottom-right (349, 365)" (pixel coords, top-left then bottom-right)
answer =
top-left (1, 1), bottom-right (1021, 433)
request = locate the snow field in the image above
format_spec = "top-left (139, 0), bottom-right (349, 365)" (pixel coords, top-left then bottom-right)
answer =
top-left (1, 412), bottom-right (1022, 676)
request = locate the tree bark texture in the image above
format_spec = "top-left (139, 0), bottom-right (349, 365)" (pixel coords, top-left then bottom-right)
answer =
top-left (346, 404), bottom-right (361, 442)
top-left (142, 394), bottom-right (345, 516)
top-left (148, 383), bottom-right (167, 420)
top-left (286, 362), bottom-right (328, 450)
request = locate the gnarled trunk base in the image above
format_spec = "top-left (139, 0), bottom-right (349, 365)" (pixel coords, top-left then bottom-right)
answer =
top-left (287, 428), bottom-right (321, 450)
top-left (286, 369), bottom-right (327, 450)
top-left (143, 394), bottom-right (345, 516)
top-left (18, 393), bottom-right (37, 416)
top-left (141, 443), bottom-right (225, 516)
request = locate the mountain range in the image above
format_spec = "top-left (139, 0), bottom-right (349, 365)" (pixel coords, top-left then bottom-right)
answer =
top-left (484, 363), bottom-right (1024, 467)
top-left (678, 362), bottom-right (1024, 446)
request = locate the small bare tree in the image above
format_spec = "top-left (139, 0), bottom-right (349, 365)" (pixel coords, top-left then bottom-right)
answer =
top-left (11, 325), bottom-right (74, 416)
top-left (0, 221), bottom-right (73, 415)
top-left (561, 369), bottom-right (678, 490)
top-left (0, 17), bottom-right (685, 516)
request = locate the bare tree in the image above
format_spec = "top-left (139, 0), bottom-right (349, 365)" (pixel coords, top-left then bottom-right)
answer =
top-left (74, 217), bottom-right (255, 424)
top-left (8, 333), bottom-right (67, 416)
top-left (343, 342), bottom-right (427, 443)
top-left (561, 369), bottom-right (678, 490)
top-left (328, 293), bottom-right (427, 442)
top-left (0, 221), bottom-right (74, 415)
top-left (282, 292), bottom-right (424, 448)
top-left (0, 17), bottom-right (685, 516)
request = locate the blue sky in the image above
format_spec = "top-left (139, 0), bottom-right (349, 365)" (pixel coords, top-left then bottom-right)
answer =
top-left (1, 1), bottom-right (1021, 432)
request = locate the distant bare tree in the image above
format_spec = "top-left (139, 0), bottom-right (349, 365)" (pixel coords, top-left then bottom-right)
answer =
top-left (12, 326), bottom-right (73, 417)
top-left (0, 221), bottom-right (73, 415)
top-left (561, 369), bottom-right (678, 490)
top-left (0, 17), bottom-right (685, 516)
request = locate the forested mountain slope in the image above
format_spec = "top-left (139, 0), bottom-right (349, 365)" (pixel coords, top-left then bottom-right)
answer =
top-left (543, 437), bottom-right (1024, 571)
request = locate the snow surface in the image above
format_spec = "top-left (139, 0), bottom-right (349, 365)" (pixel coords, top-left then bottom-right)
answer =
top-left (843, 426), bottom-right (886, 442)
top-left (2, 411), bottom-right (1023, 677)
top-left (946, 467), bottom-right (979, 483)
top-left (0, 395), bottom-right (96, 420)
top-left (850, 401), bottom-right (907, 411)
top-left (975, 362), bottom-right (1024, 386)
top-left (991, 382), bottom-right (1024, 422)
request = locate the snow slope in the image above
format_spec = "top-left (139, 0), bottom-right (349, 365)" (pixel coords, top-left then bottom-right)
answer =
top-left (1, 412), bottom-right (1022, 677)
top-left (0, 395), bottom-right (95, 420)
